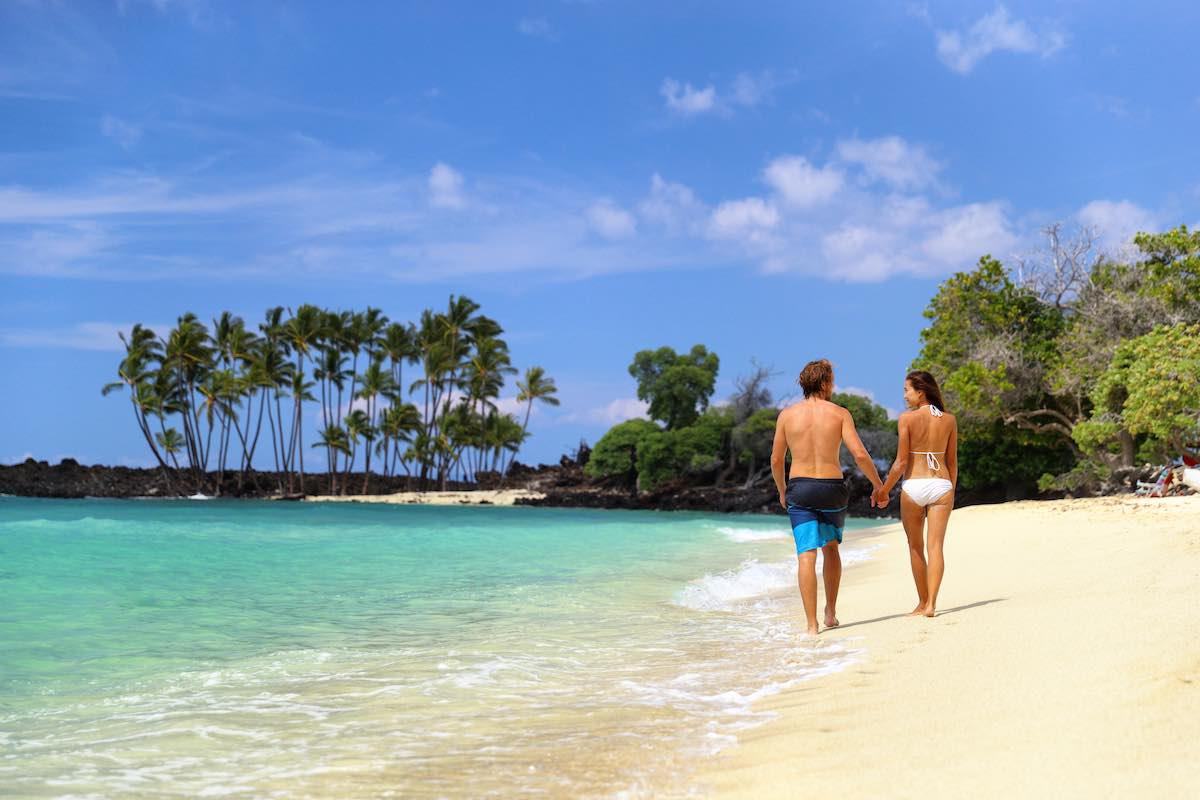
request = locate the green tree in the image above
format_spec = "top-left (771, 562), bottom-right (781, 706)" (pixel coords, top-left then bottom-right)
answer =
top-left (636, 408), bottom-right (733, 491)
top-left (831, 392), bottom-right (893, 431)
top-left (628, 345), bottom-right (720, 430)
top-left (914, 256), bottom-right (1076, 487)
top-left (584, 418), bottom-right (660, 486)
top-left (731, 407), bottom-right (779, 487)
top-left (1075, 324), bottom-right (1200, 461)
top-left (1134, 225), bottom-right (1200, 317)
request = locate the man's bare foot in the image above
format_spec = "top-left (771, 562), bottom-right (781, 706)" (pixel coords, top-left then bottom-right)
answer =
top-left (823, 609), bottom-right (839, 628)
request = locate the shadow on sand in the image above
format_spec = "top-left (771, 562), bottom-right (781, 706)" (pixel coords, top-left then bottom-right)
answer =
top-left (833, 598), bottom-right (1006, 631)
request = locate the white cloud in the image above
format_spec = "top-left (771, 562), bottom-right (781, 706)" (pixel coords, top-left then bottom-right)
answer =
top-left (562, 397), bottom-right (649, 425)
top-left (517, 17), bottom-right (556, 40)
top-left (586, 200), bottom-right (637, 239)
top-left (637, 173), bottom-right (706, 233)
top-left (660, 71), bottom-right (782, 117)
top-left (836, 136), bottom-right (941, 190)
top-left (1076, 199), bottom-right (1157, 249)
top-left (921, 201), bottom-right (1017, 267)
top-left (661, 78), bottom-right (717, 115)
top-left (935, 5), bottom-right (1065, 74)
top-left (709, 197), bottom-right (779, 239)
top-left (821, 225), bottom-right (899, 282)
top-left (763, 156), bottom-right (843, 208)
top-left (708, 142), bottom-right (1023, 280)
top-left (0, 131), bottom-right (1117, 286)
top-left (428, 162), bottom-right (465, 209)
top-left (0, 321), bottom-right (169, 351)
top-left (729, 72), bottom-right (775, 107)
top-left (100, 115), bottom-right (142, 148)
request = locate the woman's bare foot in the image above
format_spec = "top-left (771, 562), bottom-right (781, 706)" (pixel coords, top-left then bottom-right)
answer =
top-left (907, 604), bottom-right (927, 616)
top-left (922, 606), bottom-right (937, 618)
top-left (805, 624), bottom-right (820, 636)
top-left (823, 609), bottom-right (839, 628)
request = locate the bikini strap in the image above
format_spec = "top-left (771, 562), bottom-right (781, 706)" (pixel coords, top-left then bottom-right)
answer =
top-left (910, 450), bottom-right (943, 471)
top-left (928, 405), bottom-right (944, 417)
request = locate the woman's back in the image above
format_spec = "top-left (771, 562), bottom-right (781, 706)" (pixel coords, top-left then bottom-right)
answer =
top-left (902, 406), bottom-right (956, 480)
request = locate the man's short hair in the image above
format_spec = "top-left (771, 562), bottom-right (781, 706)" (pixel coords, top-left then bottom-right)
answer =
top-left (798, 359), bottom-right (834, 398)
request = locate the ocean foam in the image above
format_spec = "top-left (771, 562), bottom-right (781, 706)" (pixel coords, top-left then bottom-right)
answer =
top-left (673, 545), bottom-right (881, 612)
top-left (672, 559), bottom-right (795, 612)
top-left (716, 526), bottom-right (788, 543)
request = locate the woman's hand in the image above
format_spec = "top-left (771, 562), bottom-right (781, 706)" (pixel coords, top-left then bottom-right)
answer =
top-left (873, 486), bottom-right (890, 509)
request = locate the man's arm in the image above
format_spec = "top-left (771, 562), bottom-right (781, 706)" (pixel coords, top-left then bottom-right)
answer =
top-left (841, 409), bottom-right (883, 491)
top-left (770, 411), bottom-right (789, 509)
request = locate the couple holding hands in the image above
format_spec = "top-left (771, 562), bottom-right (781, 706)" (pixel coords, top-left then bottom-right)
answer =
top-left (771, 359), bottom-right (958, 635)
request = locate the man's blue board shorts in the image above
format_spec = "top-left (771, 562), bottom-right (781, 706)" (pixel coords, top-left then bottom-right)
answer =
top-left (785, 476), bottom-right (849, 554)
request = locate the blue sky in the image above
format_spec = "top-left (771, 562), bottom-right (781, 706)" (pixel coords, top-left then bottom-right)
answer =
top-left (2, 1), bottom-right (1198, 468)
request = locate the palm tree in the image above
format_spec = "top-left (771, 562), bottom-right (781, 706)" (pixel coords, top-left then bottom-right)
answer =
top-left (465, 336), bottom-right (515, 481)
top-left (102, 325), bottom-right (178, 492)
top-left (343, 408), bottom-right (372, 493)
top-left (313, 424), bottom-right (350, 494)
top-left (378, 402), bottom-right (422, 479)
top-left (505, 366), bottom-right (559, 476)
top-left (155, 428), bottom-right (184, 470)
top-left (283, 304), bottom-right (323, 493)
top-left (106, 300), bottom-right (529, 498)
top-left (355, 358), bottom-right (395, 491)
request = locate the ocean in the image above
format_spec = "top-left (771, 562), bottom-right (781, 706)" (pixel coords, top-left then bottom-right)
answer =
top-left (0, 497), bottom-right (883, 798)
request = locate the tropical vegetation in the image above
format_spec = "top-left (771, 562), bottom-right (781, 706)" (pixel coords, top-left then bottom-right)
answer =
top-left (103, 296), bottom-right (558, 496)
top-left (586, 355), bottom-right (896, 492)
top-left (913, 224), bottom-right (1200, 492)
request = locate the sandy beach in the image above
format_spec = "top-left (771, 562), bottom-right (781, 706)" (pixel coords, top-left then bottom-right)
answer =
top-left (303, 489), bottom-right (546, 506)
top-left (697, 495), bottom-right (1200, 798)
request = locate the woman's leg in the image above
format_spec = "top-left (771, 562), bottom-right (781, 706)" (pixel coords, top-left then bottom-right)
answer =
top-left (900, 491), bottom-right (929, 613)
top-left (922, 493), bottom-right (953, 616)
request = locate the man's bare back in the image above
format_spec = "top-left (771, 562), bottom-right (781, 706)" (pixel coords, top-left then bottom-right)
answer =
top-left (776, 398), bottom-right (854, 480)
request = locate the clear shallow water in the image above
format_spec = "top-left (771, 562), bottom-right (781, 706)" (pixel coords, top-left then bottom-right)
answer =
top-left (0, 497), bottom-right (882, 798)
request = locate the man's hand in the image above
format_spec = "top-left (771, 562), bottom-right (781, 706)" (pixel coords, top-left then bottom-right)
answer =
top-left (779, 490), bottom-right (787, 511)
top-left (872, 486), bottom-right (889, 509)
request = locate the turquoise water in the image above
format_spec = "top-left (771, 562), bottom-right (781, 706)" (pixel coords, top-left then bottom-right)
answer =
top-left (0, 497), bottom-right (882, 798)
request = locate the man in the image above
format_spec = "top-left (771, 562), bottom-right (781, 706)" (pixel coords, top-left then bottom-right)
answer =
top-left (771, 359), bottom-right (884, 635)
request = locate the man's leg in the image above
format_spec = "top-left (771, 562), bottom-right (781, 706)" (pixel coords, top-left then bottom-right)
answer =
top-left (821, 542), bottom-right (841, 628)
top-left (900, 492), bottom-right (930, 614)
top-left (796, 549), bottom-right (819, 635)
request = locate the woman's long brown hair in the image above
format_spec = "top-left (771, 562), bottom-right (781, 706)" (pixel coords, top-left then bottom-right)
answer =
top-left (905, 370), bottom-right (946, 412)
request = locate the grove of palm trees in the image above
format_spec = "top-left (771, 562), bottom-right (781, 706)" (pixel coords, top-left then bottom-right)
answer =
top-left (102, 295), bottom-right (559, 497)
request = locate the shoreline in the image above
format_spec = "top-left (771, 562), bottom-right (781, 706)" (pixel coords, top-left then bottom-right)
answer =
top-left (302, 489), bottom-right (546, 506)
top-left (694, 494), bottom-right (1200, 797)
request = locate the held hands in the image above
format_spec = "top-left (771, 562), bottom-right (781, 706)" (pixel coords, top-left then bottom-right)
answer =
top-left (871, 485), bottom-right (890, 509)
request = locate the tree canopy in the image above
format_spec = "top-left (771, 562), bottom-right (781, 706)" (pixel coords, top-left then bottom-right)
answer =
top-left (628, 345), bottom-right (719, 430)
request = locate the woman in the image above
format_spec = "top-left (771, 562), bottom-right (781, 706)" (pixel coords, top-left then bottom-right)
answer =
top-left (874, 371), bottom-right (958, 617)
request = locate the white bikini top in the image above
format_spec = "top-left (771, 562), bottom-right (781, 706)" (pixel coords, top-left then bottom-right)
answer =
top-left (910, 404), bottom-right (945, 471)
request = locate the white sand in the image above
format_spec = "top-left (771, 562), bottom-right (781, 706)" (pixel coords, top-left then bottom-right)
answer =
top-left (696, 494), bottom-right (1200, 798)
top-left (303, 489), bottom-right (545, 506)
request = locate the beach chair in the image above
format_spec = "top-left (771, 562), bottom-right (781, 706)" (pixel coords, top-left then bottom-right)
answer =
top-left (1135, 466), bottom-right (1172, 498)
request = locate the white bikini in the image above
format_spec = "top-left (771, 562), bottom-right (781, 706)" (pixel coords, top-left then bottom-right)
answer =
top-left (901, 405), bottom-right (953, 507)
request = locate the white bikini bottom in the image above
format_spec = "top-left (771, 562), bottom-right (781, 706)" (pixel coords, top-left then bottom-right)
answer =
top-left (901, 477), bottom-right (953, 507)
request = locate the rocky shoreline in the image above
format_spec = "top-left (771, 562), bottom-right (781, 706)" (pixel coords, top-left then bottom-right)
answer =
top-left (3, 454), bottom-right (1112, 517)
top-left (0, 456), bottom-right (978, 518)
